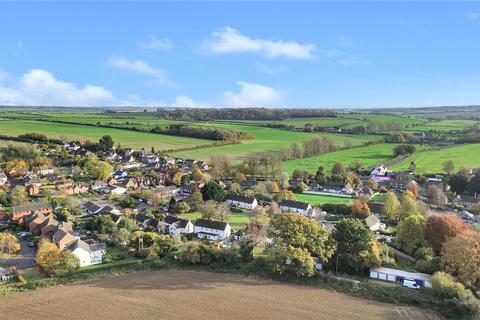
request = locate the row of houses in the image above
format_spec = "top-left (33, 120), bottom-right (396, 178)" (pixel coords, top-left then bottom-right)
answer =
top-left (11, 202), bottom-right (106, 267)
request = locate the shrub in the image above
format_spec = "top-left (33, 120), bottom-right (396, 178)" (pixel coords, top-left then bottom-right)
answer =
top-left (431, 271), bottom-right (465, 299)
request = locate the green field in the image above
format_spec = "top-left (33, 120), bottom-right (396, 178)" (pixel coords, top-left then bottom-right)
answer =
top-left (405, 119), bottom-right (479, 132)
top-left (282, 143), bottom-right (400, 175)
top-left (390, 144), bottom-right (480, 174)
top-left (0, 119), bottom-right (211, 151)
top-left (170, 128), bottom-right (382, 163)
top-left (295, 193), bottom-right (354, 205)
top-left (179, 212), bottom-right (250, 230)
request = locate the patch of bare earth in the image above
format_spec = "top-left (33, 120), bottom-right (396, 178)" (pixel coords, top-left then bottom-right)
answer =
top-left (0, 269), bottom-right (440, 320)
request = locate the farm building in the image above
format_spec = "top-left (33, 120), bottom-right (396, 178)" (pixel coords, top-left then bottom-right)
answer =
top-left (226, 195), bottom-right (258, 210)
top-left (369, 267), bottom-right (432, 288)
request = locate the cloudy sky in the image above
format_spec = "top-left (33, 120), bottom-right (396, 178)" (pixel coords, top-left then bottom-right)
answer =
top-left (1, 2), bottom-right (480, 108)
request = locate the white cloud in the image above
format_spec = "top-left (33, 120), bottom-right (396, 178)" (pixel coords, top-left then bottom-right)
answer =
top-left (467, 12), bottom-right (480, 20)
top-left (171, 95), bottom-right (203, 108)
top-left (140, 36), bottom-right (173, 50)
top-left (108, 56), bottom-right (169, 85)
top-left (222, 81), bottom-right (282, 107)
top-left (0, 69), bottom-right (133, 107)
top-left (202, 27), bottom-right (315, 59)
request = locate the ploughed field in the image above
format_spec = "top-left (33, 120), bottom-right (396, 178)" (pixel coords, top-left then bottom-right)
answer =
top-left (0, 269), bottom-right (440, 320)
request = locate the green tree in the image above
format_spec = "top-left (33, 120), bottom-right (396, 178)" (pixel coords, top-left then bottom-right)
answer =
top-left (383, 192), bottom-right (401, 221)
top-left (201, 180), bottom-right (226, 202)
top-left (315, 166), bottom-right (327, 185)
top-left (396, 214), bottom-right (427, 255)
top-left (266, 213), bottom-right (334, 277)
top-left (10, 185), bottom-right (28, 206)
top-left (331, 218), bottom-right (380, 273)
top-left (98, 135), bottom-right (114, 151)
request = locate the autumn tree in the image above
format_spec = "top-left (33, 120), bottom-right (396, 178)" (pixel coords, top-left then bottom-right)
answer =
top-left (396, 214), bottom-right (427, 255)
top-left (0, 232), bottom-right (20, 254)
top-left (427, 185), bottom-right (447, 206)
top-left (426, 214), bottom-right (469, 254)
top-left (351, 197), bottom-right (371, 218)
top-left (10, 185), bottom-right (28, 206)
top-left (266, 213), bottom-right (335, 277)
top-left (36, 240), bottom-right (79, 276)
top-left (405, 181), bottom-right (421, 198)
top-left (383, 192), bottom-right (401, 221)
top-left (441, 230), bottom-right (480, 285)
top-left (199, 200), bottom-right (230, 221)
top-left (315, 166), bottom-right (327, 185)
top-left (399, 191), bottom-right (421, 219)
top-left (443, 160), bottom-right (455, 176)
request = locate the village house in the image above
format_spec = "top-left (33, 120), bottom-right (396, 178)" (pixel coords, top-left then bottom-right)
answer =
top-left (0, 172), bottom-right (7, 186)
top-left (226, 195), bottom-right (258, 210)
top-left (66, 239), bottom-right (106, 267)
top-left (162, 215), bottom-right (194, 235)
top-left (108, 185), bottom-right (127, 195)
top-left (82, 201), bottom-right (103, 215)
top-left (180, 185), bottom-right (196, 197)
top-left (322, 182), bottom-right (354, 194)
top-left (39, 217), bottom-right (60, 237)
top-left (52, 227), bottom-right (76, 250)
top-left (90, 180), bottom-right (108, 191)
top-left (11, 203), bottom-right (54, 223)
top-left (370, 165), bottom-right (390, 177)
top-left (151, 185), bottom-right (179, 202)
top-left (26, 183), bottom-right (41, 196)
top-left (279, 200), bottom-right (314, 216)
top-left (194, 219), bottom-right (231, 241)
top-left (365, 214), bottom-right (385, 232)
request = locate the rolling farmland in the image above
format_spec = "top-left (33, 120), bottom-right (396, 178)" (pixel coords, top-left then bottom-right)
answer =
top-left (0, 269), bottom-right (440, 320)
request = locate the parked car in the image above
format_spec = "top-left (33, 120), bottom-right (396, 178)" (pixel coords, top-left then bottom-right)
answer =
top-left (403, 279), bottom-right (420, 290)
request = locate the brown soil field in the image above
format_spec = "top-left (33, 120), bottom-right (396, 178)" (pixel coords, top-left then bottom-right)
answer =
top-left (0, 269), bottom-right (440, 320)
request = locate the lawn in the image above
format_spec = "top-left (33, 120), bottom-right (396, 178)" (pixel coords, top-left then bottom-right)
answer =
top-left (295, 193), bottom-right (354, 205)
top-left (0, 119), bottom-right (211, 151)
top-left (390, 144), bottom-right (480, 174)
top-left (178, 212), bottom-right (250, 230)
top-left (282, 143), bottom-right (400, 175)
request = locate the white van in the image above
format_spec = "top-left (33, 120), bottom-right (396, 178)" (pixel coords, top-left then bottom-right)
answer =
top-left (403, 278), bottom-right (420, 290)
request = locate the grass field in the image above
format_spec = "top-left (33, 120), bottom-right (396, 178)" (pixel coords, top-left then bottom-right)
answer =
top-left (390, 144), bottom-right (480, 174)
top-left (170, 128), bottom-right (382, 163)
top-left (406, 119), bottom-right (479, 132)
top-left (282, 143), bottom-right (400, 175)
top-left (0, 269), bottom-right (440, 320)
top-left (179, 211), bottom-right (250, 230)
top-left (0, 119), bottom-right (211, 151)
top-left (295, 193), bottom-right (354, 205)
top-left (0, 139), bottom-right (31, 148)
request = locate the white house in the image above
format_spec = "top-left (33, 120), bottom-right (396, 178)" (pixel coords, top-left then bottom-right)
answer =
top-left (371, 165), bottom-right (390, 177)
top-left (365, 214), bottom-right (385, 232)
top-left (194, 219), bottom-right (231, 241)
top-left (66, 240), bottom-right (106, 267)
top-left (279, 200), bottom-right (314, 216)
top-left (0, 172), bottom-right (7, 186)
top-left (108, 185), bottom-right (127, 195)
top-left (163, 215), bottom-right (194, 235)
top-left (226, 195), bottom-right (258, 210)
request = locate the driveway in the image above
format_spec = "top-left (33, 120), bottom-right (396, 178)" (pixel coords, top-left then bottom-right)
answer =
top-left (0, 239), bottom-right (36, 270)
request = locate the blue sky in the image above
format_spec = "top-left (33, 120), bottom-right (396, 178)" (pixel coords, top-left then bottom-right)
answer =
top-left (1, 2), bottom-right (480, 108)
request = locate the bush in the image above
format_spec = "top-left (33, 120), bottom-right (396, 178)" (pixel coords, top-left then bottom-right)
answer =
top-left (432, 271), bottom-right (465, 299)
top-left (449, 289), bottom-right (480, 319)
